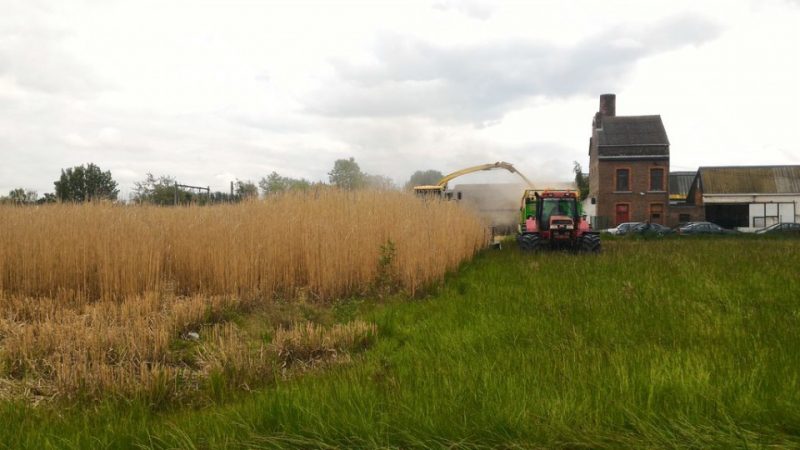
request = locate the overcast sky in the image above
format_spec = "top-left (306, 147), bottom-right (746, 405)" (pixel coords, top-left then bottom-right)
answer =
top-left (1, 0), bottom-right (798, 198)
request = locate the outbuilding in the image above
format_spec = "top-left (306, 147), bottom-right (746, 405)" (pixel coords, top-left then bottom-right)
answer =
top-left (685, 165), bottom-right (800, 231)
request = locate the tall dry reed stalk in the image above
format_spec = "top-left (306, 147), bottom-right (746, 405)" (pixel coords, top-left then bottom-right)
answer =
top-left (0, 189), bottom-right (486, 302)
top-left (0, 190), bottom-right (486, 400)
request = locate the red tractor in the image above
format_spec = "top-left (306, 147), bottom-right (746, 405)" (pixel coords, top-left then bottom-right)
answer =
top-left (517, 189), bottom-right (600, 252)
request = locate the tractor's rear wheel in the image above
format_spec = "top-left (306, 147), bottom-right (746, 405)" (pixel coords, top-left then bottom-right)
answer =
top-left (578, 234), bottom-right (601, 253)
top-left (518, 233), bottom-right (542, 252)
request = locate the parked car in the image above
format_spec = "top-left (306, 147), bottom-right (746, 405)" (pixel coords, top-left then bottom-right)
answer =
top-left (755, 222), bottom-right (800, 234)
top-left (630, 222), bottom-right (673, 236)
top-left (605, 222), bottom-right (642, 235)
top-left (676, 222), bottom-right (738, 235)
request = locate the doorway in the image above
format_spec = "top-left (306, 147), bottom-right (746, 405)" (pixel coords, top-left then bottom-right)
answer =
top-left (615, 203), bottom-right (630, 225)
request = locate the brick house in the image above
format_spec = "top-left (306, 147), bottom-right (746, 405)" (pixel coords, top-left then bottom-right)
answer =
top-left (587, 94), bottom-right (671, 229)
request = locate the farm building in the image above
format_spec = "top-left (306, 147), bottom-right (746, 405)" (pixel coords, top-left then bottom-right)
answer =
top-left (669, 171), bottom-right (696, 203)
top-left (667, 170), bottom-right (704, 225)
top-left (587, 93), bottom-right (671, 229)
top-left (684, 165), bottom-right (800, 231)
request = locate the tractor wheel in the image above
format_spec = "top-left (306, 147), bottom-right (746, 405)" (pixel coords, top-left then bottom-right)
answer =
top-left (578, 234), bottom-right (601, 253)
top-left (518, 234), bottom-right (542, 252)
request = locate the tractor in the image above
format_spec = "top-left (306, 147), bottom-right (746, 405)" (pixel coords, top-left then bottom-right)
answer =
top-left (517, 189), bottom-right (600, 252)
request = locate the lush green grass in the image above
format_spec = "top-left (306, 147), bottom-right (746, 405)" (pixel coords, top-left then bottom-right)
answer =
top-left (2, 238), bottom-right (800, 449)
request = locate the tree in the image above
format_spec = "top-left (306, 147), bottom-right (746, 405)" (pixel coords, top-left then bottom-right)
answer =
top-left (404, 169), bottom-right (444, 190)
top-left (573, 161), bottom-right (589, 202)
top-left (54, 163), bottom-right (118, 202)
top-left (3, 188), bottom-right (37, 205)
top-left (328, 157), bottom-right (365, 190)
top-left (133, 173), bottom-right (191, 205)
top-left (210, 191), bottom-right (235, 203)
top-left (37, 193), bottom-right (57, 204)
top-left (365, 174), bottom-right (396, 190)
top-left (234, 180), bottom-right (258, 199)
top-left (259, 172), bottom-right (285, 195)
top-left (258, 172), bottom-right (311, 196)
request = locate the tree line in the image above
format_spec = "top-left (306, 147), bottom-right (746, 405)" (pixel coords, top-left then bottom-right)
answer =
top-left (1, 159), bottom-right (448, 205)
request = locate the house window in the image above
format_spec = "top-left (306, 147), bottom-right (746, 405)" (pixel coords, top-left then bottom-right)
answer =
top-left (650, 203), bottom-right (664, 224)
top-left (615, 168), bottom-right (630, 191)
top-left (649, 168), bottom-right (664, 191)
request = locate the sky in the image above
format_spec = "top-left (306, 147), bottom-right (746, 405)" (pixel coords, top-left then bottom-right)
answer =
top-left (1, 0), bottom-right (798, 199)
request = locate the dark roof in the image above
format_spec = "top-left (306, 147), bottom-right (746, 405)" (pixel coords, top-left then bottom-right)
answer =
top-left (698, 166), bottom-right (800, 194)
top-left (597, 115), bottom-right (669, 145)
top-left (596, 115), bottom-right (669, 158)
top-left (669, 171), bottom-right (696, 198)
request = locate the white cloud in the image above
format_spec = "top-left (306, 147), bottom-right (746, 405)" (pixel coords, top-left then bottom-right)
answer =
top-left (306, 14), bottom-right (721, 123)
top-left (433, 0), bottom-right (497, 20)
top-left (0, 0), bottom-right (797, 197)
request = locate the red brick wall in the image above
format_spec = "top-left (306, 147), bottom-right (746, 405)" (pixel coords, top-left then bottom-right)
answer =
top-left (668, 204), bottom-right (705, 226)
top-left (595, 159), bottom-right (670, 226)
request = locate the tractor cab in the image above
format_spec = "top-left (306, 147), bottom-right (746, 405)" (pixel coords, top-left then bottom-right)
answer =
top-left (540, 196), bottom-right (578, 231)
top-left (520, 190), bottom-right (581, 230)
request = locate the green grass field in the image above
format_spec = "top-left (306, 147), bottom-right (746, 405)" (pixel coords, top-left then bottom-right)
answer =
top-left (2, 237), bottom-right (799, 449)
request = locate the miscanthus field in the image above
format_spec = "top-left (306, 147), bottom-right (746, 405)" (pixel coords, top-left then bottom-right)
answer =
top-left (1, 192), bottom-right (798, 449)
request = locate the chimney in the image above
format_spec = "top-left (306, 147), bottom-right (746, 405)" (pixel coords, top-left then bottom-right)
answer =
top-left (599, 93), bottom-right (616, 117)
top-left (593, 93), bottom-right (616, 129)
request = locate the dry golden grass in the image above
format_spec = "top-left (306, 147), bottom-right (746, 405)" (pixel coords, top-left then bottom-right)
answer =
top-left (0, 293), bottom-right (243, 400)
top-left (0, 189), bottom-right (485, 301)
top-left (0, 189), bottom-right (486, 401)
top-left (272, 320), bottom-right (378, 368)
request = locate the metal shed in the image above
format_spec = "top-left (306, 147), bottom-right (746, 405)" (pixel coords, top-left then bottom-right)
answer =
top-left (686, 166), bottom-right (800, 230)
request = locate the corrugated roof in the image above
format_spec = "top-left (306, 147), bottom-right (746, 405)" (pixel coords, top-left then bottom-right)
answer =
top-left (669, 171), bottom-right (696, 197)
top-left (699, 166), bottom-right (800, 194)
top-left (597, 115), bottom-right (669, 148)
